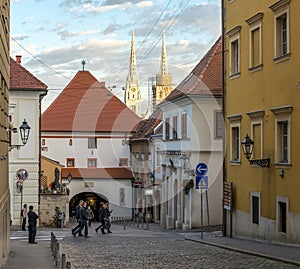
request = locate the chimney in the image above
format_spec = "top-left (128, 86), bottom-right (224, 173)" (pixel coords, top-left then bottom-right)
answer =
top-left (16, 55), bottom-right (22, 65)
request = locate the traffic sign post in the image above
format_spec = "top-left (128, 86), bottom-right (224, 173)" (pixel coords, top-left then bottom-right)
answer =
top-left (195, 163), bottom-right (210, 239)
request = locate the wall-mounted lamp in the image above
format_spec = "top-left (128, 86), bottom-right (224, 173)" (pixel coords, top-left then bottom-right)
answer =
top-left (241, 134), bottom-right (270, 168)
top-left (9, 119), bottom-right (31, 151)
top-left (67, 172), bottom-right (72, 183)
top-left (1, 119), bottom-right (31, 161)
top-left (179, 153), bottom-right (189, 169)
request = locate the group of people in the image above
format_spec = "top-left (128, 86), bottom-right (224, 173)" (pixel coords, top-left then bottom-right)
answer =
top-left (71, 200), bottom-right (112, 238)
top-left (21, 204), bottom-right (39, 244)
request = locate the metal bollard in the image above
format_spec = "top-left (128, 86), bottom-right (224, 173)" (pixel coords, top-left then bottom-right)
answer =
top-left (61, 253), bottom-right (66, 269)
top-left (123, 218), bottom-right (126, 230)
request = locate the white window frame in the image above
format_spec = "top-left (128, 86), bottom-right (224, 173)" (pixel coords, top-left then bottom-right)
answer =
top-left (270, 0), bottom-right (290, 62)
top-left (271, 106), bottom-right (292, 165)
top-left (228, 114), bottom-right (242, 164)
top-left (246, 13), bottom-right (263, 72)
top-left (227, 26), bottom-right (241, 78)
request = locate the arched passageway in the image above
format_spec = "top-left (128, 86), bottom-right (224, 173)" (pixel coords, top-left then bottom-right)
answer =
top-left (69, 192), bottom-right (108, 221)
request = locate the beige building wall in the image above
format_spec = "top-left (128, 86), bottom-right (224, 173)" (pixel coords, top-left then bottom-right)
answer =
top-left (0, 0), bottom-right (11, 266)
top-left (224, 0), bottom-right (300, 243)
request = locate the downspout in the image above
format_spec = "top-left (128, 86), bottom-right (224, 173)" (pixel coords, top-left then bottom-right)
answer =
top-left (38, 91), bottom-right (47, 209)
top-left (221, 0), bottom-right (227, 237)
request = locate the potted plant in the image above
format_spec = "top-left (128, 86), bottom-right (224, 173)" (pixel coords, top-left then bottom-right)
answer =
top-left (183, 179), bottom-right (194, 195)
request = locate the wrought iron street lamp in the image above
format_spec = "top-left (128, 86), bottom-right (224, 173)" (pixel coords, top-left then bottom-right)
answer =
top-left (67, 172), bottom-right (72, 183)
top-left (241, 134), bottom-right (270, 168)
top-left (9, 119), bottom-right (31, 151)
top-left (180, 153), bottom-right (189, 169)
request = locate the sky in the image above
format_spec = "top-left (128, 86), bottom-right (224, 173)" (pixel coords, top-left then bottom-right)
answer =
top-left (10, 0), bottom-right (221, 112)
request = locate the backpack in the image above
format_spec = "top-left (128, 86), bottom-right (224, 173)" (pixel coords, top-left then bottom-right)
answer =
top-left (20, 209), bottom-right (23, 217)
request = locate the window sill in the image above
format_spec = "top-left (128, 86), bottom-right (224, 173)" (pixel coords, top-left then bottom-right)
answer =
top-left (273, 53), bottom-right (291, 64)
top-left (230, 160), bottom-right (241, 165)
top-left (229, 72), bottom-right (241, 80)
top-left (274, 162), bottom-right (292, 168)
top-left (249, 64), bottom-right (263, 73)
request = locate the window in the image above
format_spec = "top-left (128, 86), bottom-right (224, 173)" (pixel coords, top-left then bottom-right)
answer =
top-left (246, 13), bottom-right (263, 71)
top-left (165, 117), bottom-right (170, 140)
top-left (227, 26), bottom-right (241, 77)
top-left (278, 201), bottom-right (287, 233)
top-left (278, 121), bottom-right (288, 163)
top-left (119, 158), bottom-right (128, 167)
top-left (88, 158), bottom-right (97, 168)
top-left (215, 111), bottom-right (223, 139)
top-left (181, 113), bottom-right (187, 139)
top-left (271, 105), bottom-right (292, 164)
top-left (231, 126), bottom-right (240, 161)
top-left (270, 0), bottom-right (290, 60)
top-left (88, 137), bottom-right (97, 149)
top-left (252, 196), bottom-right (259, 225)
top-left (172, 115), bottom-right (178, 140)
top-left (252, 123), bottom-right (262, 159)
top-left (67, 158), bottom-right (75, 167)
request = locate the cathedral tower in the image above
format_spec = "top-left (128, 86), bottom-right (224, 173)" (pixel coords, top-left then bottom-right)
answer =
top-left (125, 30), bottom-right (141, 117)
top-left (152, 32), bottom-right (173, 111)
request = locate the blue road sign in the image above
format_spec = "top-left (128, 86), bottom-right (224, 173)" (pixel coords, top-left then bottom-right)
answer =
top-left (195, 163), bottom-right (208, 176)
top-left (196, 175), bottom-right (208, 190)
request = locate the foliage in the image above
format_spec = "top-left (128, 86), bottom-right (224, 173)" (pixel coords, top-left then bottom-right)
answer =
top-left (183, 179), bottom-right (194, 195)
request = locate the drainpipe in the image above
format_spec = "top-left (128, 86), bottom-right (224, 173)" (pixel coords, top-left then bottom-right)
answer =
top-left (221, 0), bottom-right (227, 237)
top-left (38, 91), bottom-right (47, 209)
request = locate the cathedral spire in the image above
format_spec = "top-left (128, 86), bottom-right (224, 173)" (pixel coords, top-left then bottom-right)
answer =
top-left (127, 30), bottom-right (139, 84)
top-left (159, 31), bottom-right (168, 75)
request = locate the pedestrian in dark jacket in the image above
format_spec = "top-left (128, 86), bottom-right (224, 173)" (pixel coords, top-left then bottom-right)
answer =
top-left (72, 200), bottom-right (83, 236)
top-left (105, 202), bottom-right (113, 233)
top-left (27, 205), bottom-right (39, 244)
top-left (73, 201), bottom-right (89, 238)
top-left (95, 202), bottom-right (106, 234)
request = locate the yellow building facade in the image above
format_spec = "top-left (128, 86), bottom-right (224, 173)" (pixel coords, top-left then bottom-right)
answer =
top-left (224, 0), bottom-right (300, 243)
top-left (0, 0), bottom-right (10, 266)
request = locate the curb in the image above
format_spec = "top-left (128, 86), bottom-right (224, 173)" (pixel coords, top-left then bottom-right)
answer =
top-left (185, 237), bottom-right (300, 267)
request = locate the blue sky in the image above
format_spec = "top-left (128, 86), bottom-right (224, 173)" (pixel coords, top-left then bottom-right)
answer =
top-left (11, 0), bottom-right (221, 111)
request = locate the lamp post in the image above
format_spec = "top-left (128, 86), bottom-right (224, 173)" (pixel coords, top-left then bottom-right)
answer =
top-left (241, 134), bottom-right (270, 168)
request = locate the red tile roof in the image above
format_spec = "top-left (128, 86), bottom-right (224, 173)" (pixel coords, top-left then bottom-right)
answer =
top-left (130, 108), bottom-right (162, 141)
top-left (163, 37), bottom-right (222, 103)
top-left (42, 71), bottom-right (140, 132)
top-left (10, 57), bottom-right (48, 91)
top-left (61, 167), bottom-right (133, 179)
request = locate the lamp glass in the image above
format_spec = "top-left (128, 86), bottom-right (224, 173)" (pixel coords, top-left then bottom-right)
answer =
top-left (241, 134), bottom-right (254, 160)
top-left (19, 119), bottom-right (31, 145)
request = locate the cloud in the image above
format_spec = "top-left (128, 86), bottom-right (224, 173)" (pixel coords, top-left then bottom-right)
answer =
top-left (57, 29), bottom-right (102, 40)
top-left (11, 34), bottom-right (30, 41)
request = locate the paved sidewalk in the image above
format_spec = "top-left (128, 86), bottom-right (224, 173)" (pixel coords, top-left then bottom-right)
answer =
top-left (2, 227), bottom-right (56, 269)
top-left (185, 231), bottom-right (300, 267)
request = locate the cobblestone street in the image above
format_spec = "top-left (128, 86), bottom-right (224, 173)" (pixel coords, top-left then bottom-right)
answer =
top-left (55, 224), bottom-right (298, 269)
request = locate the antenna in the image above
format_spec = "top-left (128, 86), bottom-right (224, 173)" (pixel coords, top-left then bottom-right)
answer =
top-left (81, 59), bottom-right (87, 71)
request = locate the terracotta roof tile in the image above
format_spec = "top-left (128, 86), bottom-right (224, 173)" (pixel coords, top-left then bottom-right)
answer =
top-left (130, 108), bottom-right (162, 141)
top-left (10, 57), bottom-right (47, 91)
top-left (42, 71), bottom-right (140, 132)
top-left (163, 37), bottom-right (222, 103)
top-left (61, 167), bottom-right (133, 179)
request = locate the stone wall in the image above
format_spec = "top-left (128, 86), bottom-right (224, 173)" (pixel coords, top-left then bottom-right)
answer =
top-left (39, 193), bottom-right (69, 227)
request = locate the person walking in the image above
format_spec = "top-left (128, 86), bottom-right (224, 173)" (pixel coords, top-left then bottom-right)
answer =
top-left (105, 202), bottom-right (113, 233)
top-left (73, 201), bottom-right (89, 238)
top-left (27, 205), bottom-right (39, 244)
top-left (21, 204), bottom-right (27, 231)
top-left (86, 205), bottom-right (94, 227)
top-left (95, 202), bottom-right (106, 234)
top-left (72, 200), bottom-right (83, 236)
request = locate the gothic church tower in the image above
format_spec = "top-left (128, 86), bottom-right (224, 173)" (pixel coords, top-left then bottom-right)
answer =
top-left (125, 30), bottom-right (141, 117)
top-left (153, 32), bottom-right (173, 109)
